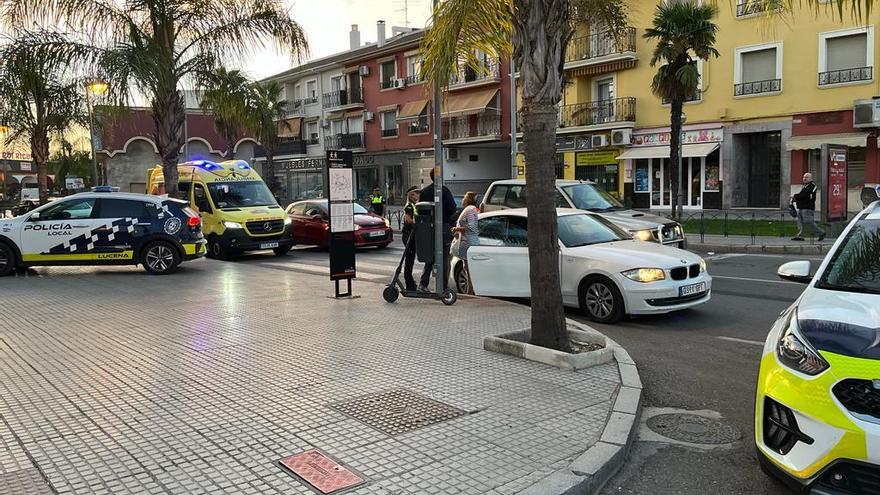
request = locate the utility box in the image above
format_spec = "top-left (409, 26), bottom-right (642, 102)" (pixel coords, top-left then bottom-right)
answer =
top-left (415, 201), bottom-right (435, 263)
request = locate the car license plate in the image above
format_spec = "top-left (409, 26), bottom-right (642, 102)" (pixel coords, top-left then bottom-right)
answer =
top-left (367, 231), bottom-right (385, 238)
top-left (679, 282), bottom-right (706, 297)
top-left (260, 242), bottom-right (280, 249)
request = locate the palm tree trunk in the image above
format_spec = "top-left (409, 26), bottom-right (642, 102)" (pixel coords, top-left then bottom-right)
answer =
top-left (152, 89), bottom-right (185, 197)
top-left (264, 148), bottom-right (277, 194)
top-left (669, 98), bottom-right (684, 219)
top-left (522, 102), bottom-right (570, 353)
top-left (31, 131), bottom-right (50, 204)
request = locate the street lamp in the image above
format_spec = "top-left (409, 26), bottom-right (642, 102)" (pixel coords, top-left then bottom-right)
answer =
top-left (85, 80), bottom-right (108, 186)
top-left (677, 112), bottom-right (687, 220)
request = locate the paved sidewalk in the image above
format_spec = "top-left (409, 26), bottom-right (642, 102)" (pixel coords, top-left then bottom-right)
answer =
top-left (0, 261), bottom-right (626, 495)
top-left (687, 233), bottom-right (834, 254)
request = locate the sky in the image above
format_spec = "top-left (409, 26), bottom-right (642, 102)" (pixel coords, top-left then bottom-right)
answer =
top-left (232, 0), bottom-right (433, 80)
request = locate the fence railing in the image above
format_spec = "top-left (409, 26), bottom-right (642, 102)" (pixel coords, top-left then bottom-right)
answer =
top-left (662, 89), bottom-right (702, 105)
top-left (734, 79), bottom-right (781, 96)
top-left (656, 210), bottom-right (837, 245)
top-left (322, 87), bottom-right (364, 108)
top-left (449, 58), bottom-right (501, 86)
top-left (818, 67), bottom-right (873, 86)
top-left (558, 97), bottom-right (636, 129)
top-left (441, 113), bottom-right (502, 141)
top-left (381, 128), bottom-right (399, 138)
top-left (565, 27), bottom-right (637, 64)
top-left (324, 132), bottom-right (365, 150)
top-left (284, 100), bottom-right (305, 115)
top-left (407, 120), bottom-right (430, 134)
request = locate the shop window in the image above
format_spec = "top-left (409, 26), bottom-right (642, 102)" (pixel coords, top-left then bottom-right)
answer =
top-left (634, 159), bottom-right (649, 193)
top-left (555, 154), bottom-right (566, 179)
top-left (704, 151), bottom-right (720, 192)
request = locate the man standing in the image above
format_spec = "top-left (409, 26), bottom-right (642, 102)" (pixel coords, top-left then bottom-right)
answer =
top-left (402, 186), bottom-right (419, 291)
top-left (370, 187), bottom-right (385, 217)
top-left (419, 168), bottom-right (455, 291)
top-left (791, 172), bottom-right (826, 242)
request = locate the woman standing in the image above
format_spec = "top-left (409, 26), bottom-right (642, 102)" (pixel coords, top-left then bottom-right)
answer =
top-left (452, 191), bottom-right (479, 294)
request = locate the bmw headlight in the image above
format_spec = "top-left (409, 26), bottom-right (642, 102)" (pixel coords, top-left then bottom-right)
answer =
top-left (631, 229), bottom-right (655, 242)
top-left (622, 268), bottom-right (666, 283)
top-left (223, 221), bottom-right (243, 229)
top-left (776, 308), bottom-right (829, 376)
top-left (699, 259), bottom-right (707, 273)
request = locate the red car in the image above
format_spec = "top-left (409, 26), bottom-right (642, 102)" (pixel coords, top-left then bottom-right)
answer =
top-left (286, 200), bottom-right (393, 248)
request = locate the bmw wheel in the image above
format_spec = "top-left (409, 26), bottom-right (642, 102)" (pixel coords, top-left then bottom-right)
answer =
top-left (454, 262), bottom-right (470, 294)
top-left (141, 241), bottom-right (181, 275)
top-left (580, 277), bottom-right (624, 324)
top-left (0, 243), bottom-right (15, 277)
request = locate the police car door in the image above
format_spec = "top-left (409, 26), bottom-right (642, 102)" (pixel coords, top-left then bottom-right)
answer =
top-left (91, 198), bottom-right (153, 260)
top-left (19, 198), bottom-right (101, 261)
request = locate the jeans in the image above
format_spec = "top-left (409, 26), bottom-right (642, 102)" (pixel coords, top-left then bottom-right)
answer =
top-left (796, 209), bottom-right (825, 237)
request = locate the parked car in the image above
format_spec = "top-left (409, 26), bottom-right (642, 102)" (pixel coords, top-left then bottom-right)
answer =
top-left (480, 179), bottom-right (685, 247)
top-left (286, 200), bottom-right (392, 248)
top-left (451, 208), bottom-right (709, 323)
top-left (754, 200), bottom-right (880, 494)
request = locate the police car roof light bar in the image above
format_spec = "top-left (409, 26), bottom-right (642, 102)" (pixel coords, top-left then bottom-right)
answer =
top-left (92, 186), bottom-right (119, 193)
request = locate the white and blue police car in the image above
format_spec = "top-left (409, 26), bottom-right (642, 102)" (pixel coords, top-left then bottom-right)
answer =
top-left (0, 187), bottom-right (207, 275)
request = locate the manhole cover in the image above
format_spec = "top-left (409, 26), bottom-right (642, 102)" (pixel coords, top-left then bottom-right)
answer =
top-left (646, 413), bottom-right (741, 445)
top-left (279, 450), bottom-right (364, 494)
top-left (331, 389), bottom-right (466, 435)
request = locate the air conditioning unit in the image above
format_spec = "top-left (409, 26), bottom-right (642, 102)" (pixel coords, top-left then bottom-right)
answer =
top-left (611, 129), bottom-right (632, 146)
top-left (444, 148), bottom-right (460, 161)
top-left (591, 135), bottom-right (609, 148)
top-left (853, 99), bottom-right (880, 128)
top-left (359, 65), bottom-right (370, 76)
top-left (393, 78), bottom-right (407, 90)
top-left (364, 111), bottom-right (375, 122)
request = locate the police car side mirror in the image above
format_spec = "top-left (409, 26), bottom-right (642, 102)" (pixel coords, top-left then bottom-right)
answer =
top-left (28, 212), bottom-right (40, 221)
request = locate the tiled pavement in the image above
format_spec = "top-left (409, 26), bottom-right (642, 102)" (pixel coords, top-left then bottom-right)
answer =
top-left (0, 259), bottom-right (621, 494)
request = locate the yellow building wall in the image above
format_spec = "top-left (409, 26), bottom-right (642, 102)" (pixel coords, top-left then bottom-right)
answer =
top-left (516, 152), bottom-right (575, 180)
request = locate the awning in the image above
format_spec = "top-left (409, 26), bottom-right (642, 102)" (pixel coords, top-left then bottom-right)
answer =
top-left (278, 118), bottom-right (302, 138)
top-left (345, 110), bottom-right (364, 118)
top-left (442, 88), bottom-right (499, 117)
top-left (398, 99), bottom-right (429, 121)
top-left (616, 143), bottom-right (719, 160)
top-left (785, 132), bottom-right (869, 151)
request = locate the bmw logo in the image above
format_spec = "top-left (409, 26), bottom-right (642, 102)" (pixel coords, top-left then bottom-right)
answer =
top-left (164, 217), bottom-right (182, 235)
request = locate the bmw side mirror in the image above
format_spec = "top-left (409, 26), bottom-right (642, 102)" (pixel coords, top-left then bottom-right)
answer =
top-left (778, 261), bottom-right (812, 284)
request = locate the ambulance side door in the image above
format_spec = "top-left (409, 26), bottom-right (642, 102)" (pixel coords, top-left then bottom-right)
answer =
top-left (19, 198), bottom-right (100, 260)
top-left (192, 183), bottom-right (221, 236)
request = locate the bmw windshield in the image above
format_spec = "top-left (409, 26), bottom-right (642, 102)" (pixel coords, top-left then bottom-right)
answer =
top-left (558, 213), bottom-right (630, 247)
top-left (561, 184), bottom-right (625, 212)
top-left (816, 219), bottom-right (880, 295)
top-left (208, 181), bottom-right (277, 209)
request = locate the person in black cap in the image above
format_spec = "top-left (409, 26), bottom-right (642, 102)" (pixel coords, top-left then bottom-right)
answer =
top-left (402, 186), bottom-right (420, 291)
top-left (418, 168), bottom-right (455, 291)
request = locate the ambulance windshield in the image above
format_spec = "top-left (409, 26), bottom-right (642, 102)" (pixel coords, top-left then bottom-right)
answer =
top-left (207, 181), bottom-right (277, 209)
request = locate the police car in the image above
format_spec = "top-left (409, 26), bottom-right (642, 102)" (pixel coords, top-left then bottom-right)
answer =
top-left (0, 187), bottom-right (207, 275)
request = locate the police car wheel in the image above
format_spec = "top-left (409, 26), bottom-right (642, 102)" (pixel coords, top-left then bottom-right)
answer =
top-left (0, 243), bottom-right (15, 276)
top-left (142, 241), bottom-right (180, 275)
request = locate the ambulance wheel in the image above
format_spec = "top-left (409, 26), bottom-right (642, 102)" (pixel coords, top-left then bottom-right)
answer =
top-left (441, 289), bottom-right (457, 306)
top-left (142, 241), bottom-right (180, 275)
top-left (0, 243), bottom-right (15, 276)
top-left (273, 245), bottom-right (292, 256)
top-left (383, 286), bottom-right (400, 303)
top-left (209, 238), bottom-right (231, 260)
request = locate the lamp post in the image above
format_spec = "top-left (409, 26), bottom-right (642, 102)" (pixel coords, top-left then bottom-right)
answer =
top-left (432, 0), bottom-right (445, 295)
top-left (677, 112), bottom-right (686, 220)
top-left (85, 81), bottom-right (108, 186)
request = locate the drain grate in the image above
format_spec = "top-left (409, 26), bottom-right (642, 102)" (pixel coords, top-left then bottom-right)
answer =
top-left (331, 389), bottom-right (466, 435)
top-left (646, 413), bottom-right (741, 445)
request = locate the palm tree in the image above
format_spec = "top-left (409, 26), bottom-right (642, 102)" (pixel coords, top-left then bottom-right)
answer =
top-left (247, 81), bottom-right (289, 195)
top-left (644, 1), bottom-right (719, 220)
top-left (3, 0), bottom-right (308, 197)
top-left (422, 0), bottom-right (627, 352)
top-left (201, 68), bottom-right (252, 158)
top-left (0, 34), bottom-right (85, 204)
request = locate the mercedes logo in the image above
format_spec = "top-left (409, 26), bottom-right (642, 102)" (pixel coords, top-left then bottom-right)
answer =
top-left (263, 222), bottom-right (271, 231)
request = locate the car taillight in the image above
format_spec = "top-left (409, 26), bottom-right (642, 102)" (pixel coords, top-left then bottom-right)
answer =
top-left (187, 216), bottom-right (201, 228)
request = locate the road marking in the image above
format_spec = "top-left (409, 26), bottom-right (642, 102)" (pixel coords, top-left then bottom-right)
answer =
top-left (716, 336), bottom-right (765, 347)
top-left (705, 254), bottom-right (746, 261)
top-left (711, 275), bottom-right (805, 286)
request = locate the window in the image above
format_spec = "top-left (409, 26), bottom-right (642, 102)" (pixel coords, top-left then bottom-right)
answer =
top-left (381, 110), bottom-right (398, 137)
top-left (305, 80), bottom-right (318, 102)
top-left (306, 121), bottom-right (319, 145)
top-left (293, 84), bottom-right (302, 101)
top-left (96, 199), bottom-right (151, 219)
top-left (816, 218), bottom-right (880, 294)
top-left (735, 43), bottom-right (782, 96)
top-left (330, 119), bottom-right (345, 135)
top-left (40, 198), bottom-right (96, 220)
top-left (288, 203), bottom-right (306, 215)
top-left (347, 116), bottom-right (363, 134)
top-left (406, 54), bottom-right (422, 83)
top-left (736, 0), bottom-right (782, 17)
top-left (819, 28), bottom-right (874, 86)
top-left (505, 216), bottom-right (529, 246)
top-left (594, 77), bottom-right (614, 102)
top-left (409, 107), bottom-right (430, 134)
top-left (476, 216), bottom-right (527, 247)
top-left (380, 60), bottom-right (397, 89)
top-left (208, 181), bottom-right (276, 209)
top-left (557, 213), bottom-right (628, 247)
top-left (304, 204), bottom-right (326, 218)
top-left (193, 184), bottom-right (212, 213)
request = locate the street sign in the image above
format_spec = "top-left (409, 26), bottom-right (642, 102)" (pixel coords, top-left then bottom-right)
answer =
top-left (822, 145), bottom-right (848, 222)
top-left (326, 150), bottom-right (355, 297)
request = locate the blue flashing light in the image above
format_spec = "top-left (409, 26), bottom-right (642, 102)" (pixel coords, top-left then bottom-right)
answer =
top-left (192, 160), bottom-right (205, 166)
top-left (91, 185), bottom-right (119, 193)
top-left (237, 163), bottom-right (250, 170)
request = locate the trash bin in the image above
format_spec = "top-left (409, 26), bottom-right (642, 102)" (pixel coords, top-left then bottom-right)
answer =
top-left (415, 201), bottom-right (435, 263)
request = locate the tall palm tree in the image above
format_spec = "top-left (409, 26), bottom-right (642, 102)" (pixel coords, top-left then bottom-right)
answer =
top-left (644, 1), bottom-right (719, 220)
top-left (247, 81), bottom-right (289, 195)
top-left (2, 0), bottom-right (308, 197)
top-left (422, 0), bottom-right (627, 352)
top-left (201, 68), bottom-right (252, 158)
top-left (0, 34), bottom-right (85, 204)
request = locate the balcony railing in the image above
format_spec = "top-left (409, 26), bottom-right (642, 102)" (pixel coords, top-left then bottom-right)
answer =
top-left (408, 120), bottom-right (429, 134)
top-left (449, 59), bottom-right (501, 86)
top-left (380, 79), bottom-right (396, 90)
top-left (559, 97), bottom-right (636, 129)
top-left (661, 90), bottom-right (703, 105)
top-left (565, 28), bottom-right (637, 64)
top-left (442, 113), bottom-right (502, 141)
top-left (254, 138), bottom-right (306, 158)
top-left (405, 74), bottom-right (422, 84)
top-left (381, 128), bottom-right (399, 138)
top-left (306, 134), bottom-right (319, 146)
top-left (322, 87), bottom-right (364, 108)
top-left (736, 0), bottom-right (782, 17)
top-left (819, 67), bottom-right (873, 86)
top-left (734, 78), bottom-right (781, 96)
top-left (324, 132), bottom-right (365, 150)
top-left (285, 100), bottom-right (305, 115)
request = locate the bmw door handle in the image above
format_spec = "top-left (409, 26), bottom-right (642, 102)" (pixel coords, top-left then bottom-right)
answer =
top-left (470, 254), bottom-right (491, 261)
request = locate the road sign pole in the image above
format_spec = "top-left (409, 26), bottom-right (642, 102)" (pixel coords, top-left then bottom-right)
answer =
top-left (432, 0), bottom-right (445, 294)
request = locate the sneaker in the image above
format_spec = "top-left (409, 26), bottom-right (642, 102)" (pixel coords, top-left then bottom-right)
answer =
top-left (817, 234), bottom-right (826, 242)
top-left (417, 285), bottom-right (430, 293)
top-left (791, 237), bottom-right (805, 241)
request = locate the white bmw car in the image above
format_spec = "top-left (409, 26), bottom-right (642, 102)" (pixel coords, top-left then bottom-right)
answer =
top-left (452, 209), bottom-right (711, 323)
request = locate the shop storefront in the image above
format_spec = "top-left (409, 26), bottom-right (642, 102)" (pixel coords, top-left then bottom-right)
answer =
top-left (574, 150), bottom-right (621, 198)
top-left (276, 157), bottom-right (326, 207)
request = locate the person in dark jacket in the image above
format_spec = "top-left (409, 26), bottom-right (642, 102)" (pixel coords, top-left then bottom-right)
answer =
top-left (401, 186), bottom-right (420, 291)
top-left (418, 168), bottom-right (455, 291)
top-left (791, 172), bottom-right (826, 241)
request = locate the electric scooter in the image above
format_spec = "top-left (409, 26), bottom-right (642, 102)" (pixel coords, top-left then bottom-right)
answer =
top-left (382, 229), bottom-right (457, 306)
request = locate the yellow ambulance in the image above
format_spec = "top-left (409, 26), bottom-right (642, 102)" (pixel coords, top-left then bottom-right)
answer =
top-left (146, 160), bottom-right (293, 259)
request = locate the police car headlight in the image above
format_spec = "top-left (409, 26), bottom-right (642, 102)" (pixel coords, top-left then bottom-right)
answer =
top-left (631, 229), bottom-right (654, 242)
top-left (223, 221), bottom-right (243, 229)
top-left (622, 268), bottom-right (666, 283)
top-left (284, 216), bottom-right (292, 225)
top-left (776, 308), bottom-right (829, 376)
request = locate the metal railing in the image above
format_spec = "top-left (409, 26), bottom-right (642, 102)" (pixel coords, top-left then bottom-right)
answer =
top-left (305, 134), bottom-right (319, 146)
top-left (734, 78), bottom-right (781, 96)
top-left (322, 87), bottom-right (364, 108)
top-left (284, 99), bottom-right (305, 115)
top-left (657, 210), bottom-right (839, 245)
top-left (819, 66), bottom-right (873, 86)
top-left (662, 90), bottom-right (702, 105)
top-left (441, 113), bottom-right (502, 140)
top-left (408, 120), bottom-right (430, 134)
top-left (254, 138), bottom-right (307, 157)
top-left (565, 27), bottom-right (637, 64)
top-left (736, 0), bottom-right (783, 17)
top-left (324, 132), bottom-right (365, 150)
top-left (558, 97), bottom-right (636, 129)
top-left (380, 79), bottom-right (396, 90)
top-left (381, 128), bottom-right (399, 138)
top-left (405, 74), bottom-right (422, 84)
top-left (449, 58), bottom-right (501, 86)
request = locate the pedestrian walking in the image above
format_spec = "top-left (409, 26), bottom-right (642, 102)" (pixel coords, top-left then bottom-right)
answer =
top-left (370, 187), bottom-right (385, 217)
top-left (418, 168), bottom-right (456, 291)
top-left (791, 172), bottom-right (826, 241)
top-left (452, 191), bottom-right (479, 295)
top-left (402, 186), bottom-right (420, 291)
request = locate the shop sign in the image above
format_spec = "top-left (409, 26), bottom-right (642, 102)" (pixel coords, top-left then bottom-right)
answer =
top-left (19, 162), bottom-right (32, 171)
top-left (281, 157), bottom-right (325, 171)
top-left (556, 136), bottom-right (576, 150)
top-left (576, 151), bottom-right (618, 166)
top-left (634, 166), bottom-right (649, 193)
top-left (824, 145), bottom-right (848, 222)
top-left (632, 128), bottom-right (722, 147)
top-left (1, 151), bottom-right (31, 161)
top-left (353, 155), bottom-right (375, 167)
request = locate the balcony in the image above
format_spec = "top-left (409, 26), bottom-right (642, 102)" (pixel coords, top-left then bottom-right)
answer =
top-left (564, 28), bottom-right (637, 71)
top-left (324, 132), bottom-right (365, 150)
top-left (449, 59), bottom-right (501, 90)
top-left (441, 113), bottom-right (502, 143)
top-left (516, 97), bottom-right (637, 133)
top-left (381, 128), bottom-right (399, 138)
top-left (736, 0), bottom-right (782, 17)
top-left (661, 90), bottom-right (703, 105)
top-left (254, 138), bottom-right (306, 158)
top-left (407, 119), bottom-right (430, 135)
top-left (322, 87), bottom-right (364, 109)
top-left (285, 99), bottom-right (305, 115)
top-left (734, 78), bottom-right (781, 97)
top-left (405, 74), bottom-right (423, 85)
top-left (819, 67), bottom-right (873, 86)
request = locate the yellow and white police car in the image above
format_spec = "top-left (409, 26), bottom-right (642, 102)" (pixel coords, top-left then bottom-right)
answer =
top-left (0, 187), bottom-right (206, 275)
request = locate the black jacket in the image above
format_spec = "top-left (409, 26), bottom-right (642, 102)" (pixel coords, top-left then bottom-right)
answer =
top-left (793, 182), bottom-right (818, 210)
top-left (419, 182), bottom-right (456, 225)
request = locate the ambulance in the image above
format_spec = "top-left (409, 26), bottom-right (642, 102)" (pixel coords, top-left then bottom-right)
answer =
top-left (146, 160), bottom-right (293, 259)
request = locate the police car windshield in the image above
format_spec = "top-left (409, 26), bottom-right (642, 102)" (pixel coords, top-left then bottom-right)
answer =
top-left (816, 219), bottom-right (880, 295)
top-left (208, 181), bottom-right (277, 209)
top-left (561, 184), bottom-right (624, 212)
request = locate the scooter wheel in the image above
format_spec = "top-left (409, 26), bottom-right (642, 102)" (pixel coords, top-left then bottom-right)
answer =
top-left (383, 286), bottom-right (400, 303)
top-left (441, 289), bottom-right (457, 306)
